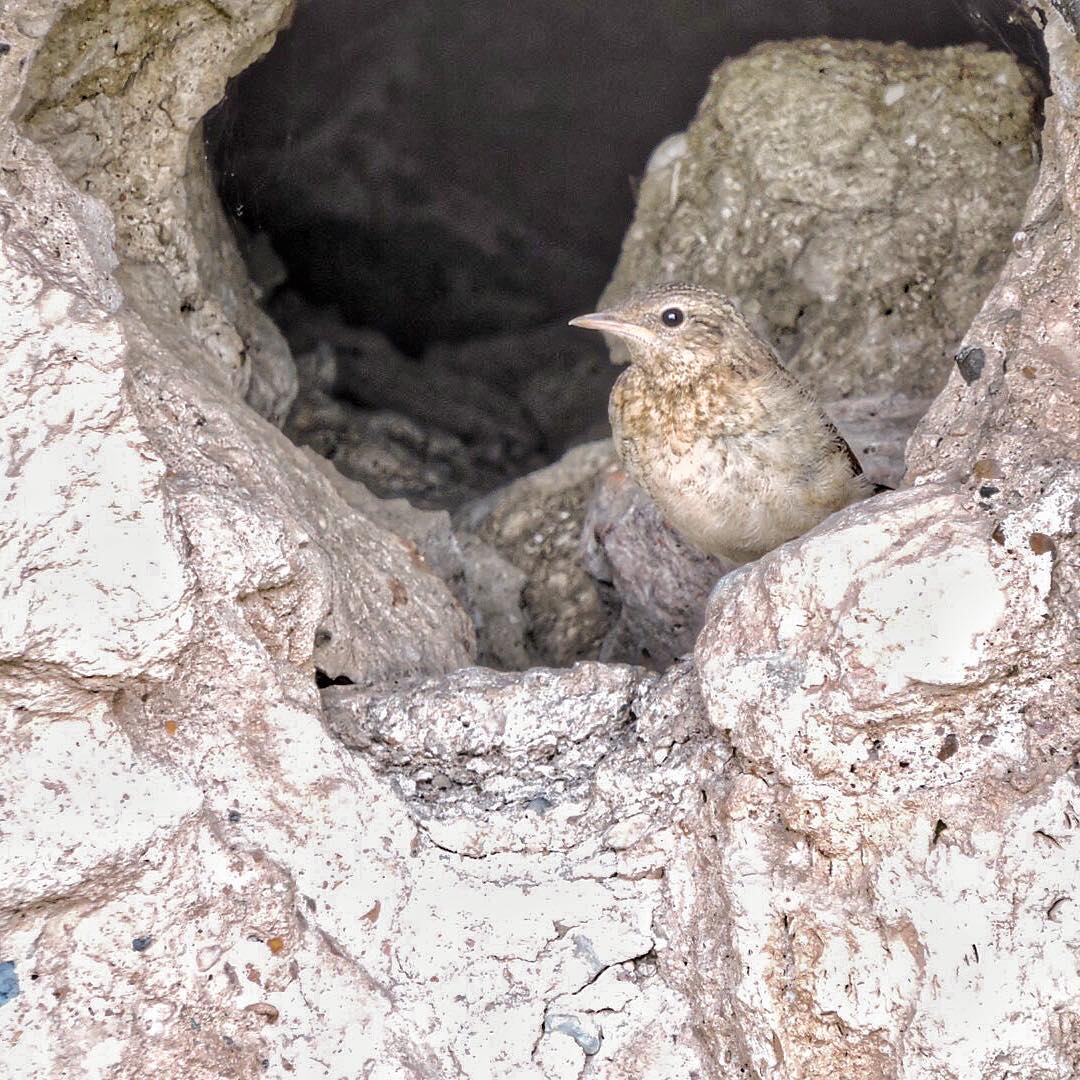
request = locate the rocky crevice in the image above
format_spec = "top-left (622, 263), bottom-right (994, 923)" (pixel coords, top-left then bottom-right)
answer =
top-left (0, 3), bottom-right (1077, 1078)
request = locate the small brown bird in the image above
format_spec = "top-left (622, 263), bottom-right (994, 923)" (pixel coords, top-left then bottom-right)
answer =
top-left (570, 283), bottom-right (876, 565)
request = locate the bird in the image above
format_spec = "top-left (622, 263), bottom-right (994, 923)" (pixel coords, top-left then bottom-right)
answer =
top-left (569, 283), bottom-right (879, 565)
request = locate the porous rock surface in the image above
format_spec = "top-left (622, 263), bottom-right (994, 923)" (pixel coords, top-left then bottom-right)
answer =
top-left (2, 6), bottom-right (1079, 1080)
top-left (13, 0), bottom-right (300, 425)
top-left (583, 468), bottom-right (733, 669)
top-left (456, 442), bottom-right (618, 668)
top-left (603, 38), bottom-right (1041, 400)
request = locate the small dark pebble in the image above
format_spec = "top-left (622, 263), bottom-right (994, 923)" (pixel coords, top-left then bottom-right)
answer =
top-left (228, 809), bottom-right (242, 823)
top-left (938, 734), bottom-right (959, 761)
top-left (1029, 533), bottom-right (1055, 556)
top-left (131, 936), bottom-right (153, 952)
top-left (978, 485), bottom-right (999, 499)
top-left (0, 43), bottom-right (11, 56)
top-left (954, 346), bottom-right (986, 385)
top-left (991, 524), bottom-right (1006, 546)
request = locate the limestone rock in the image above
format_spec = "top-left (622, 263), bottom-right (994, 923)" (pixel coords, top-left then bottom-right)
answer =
top-left (603, 39), bottom-right (1041, 400)
top-left (0, 8), bottom-right (477, 1078)
top-left (425, 323), bottom-right (616, 457)
top-left (285, 393), bottom-right (536, 673)
top-left (690, 475), bottom-right (1077, 1077)
top-left (583, 469), bottom-right (731, 669)
top-left (828, 393), bottom-right (932, 489)
top-left (905, 37), bottom-right (1080, 509)
top-left (293, 376), bottom-right (534, 672)
top-left (17, 0), bottom-right (299, 424)
top-left (323, 662), bottom-right (653, 822)
top-left (456, 534), bottom-right (532, 670)
top-left (286, 359), bottom-right (504, 509)
top-left (278, 298), bottom-right (614, 508)
top-left (456, 441), bottom-right (617, 666)
top-left (320, 659), bottom-right (723, 1074)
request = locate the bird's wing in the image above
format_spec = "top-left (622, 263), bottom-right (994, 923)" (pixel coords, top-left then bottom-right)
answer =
top-left (826, 414), bottom-right (894, 492)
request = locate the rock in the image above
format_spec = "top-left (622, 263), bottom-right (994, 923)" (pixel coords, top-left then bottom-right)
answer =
top-left (331, 326), bottom-right (544, 464)
top-left (426, 323), bottom-right (616, 455)
top-left (905, 33), bottom-right (1080, 508)
top-left (299, 444), bottom-right (467, 586)
top-left (603, 39), bottom-right (1041, 400)
top-left (689, 474), bottom-right (1077, 1076)
top-left (301, 434), bottom-right (535, 671)
top-left (0, 7), bottom-right (490, 1077)
top-left (18, 0), bottom-right (299, 425)
top-left (583, 470), bottom-right (732, 669)
top-left (829, 394), bottom-right (932, 490)
top-left (1, 88), bottom-right (475, 694)
top-left (457, 534), bottom-right (532, 670)
top-left (287, 381), bottom-right (501, 509)
top-left (319, 658), bottom-right (721, 1074)
top-left (231, 221), bottom-right (288, 302)
top-left (323, 662), bottom-right (653, 817)
top-left (279, 303), bottom-right (611, 509)
top-left (456, 441), bottom-right (617, 666)
top-left (284, 339), bottom-right (517, 508)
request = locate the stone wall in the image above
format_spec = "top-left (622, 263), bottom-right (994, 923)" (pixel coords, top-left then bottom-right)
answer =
top-left (0, 4), bottom-right (1076, 1078)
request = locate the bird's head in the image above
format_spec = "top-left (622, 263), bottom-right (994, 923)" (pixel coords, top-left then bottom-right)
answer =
top-left (570, 283), bottom-right (762, 378)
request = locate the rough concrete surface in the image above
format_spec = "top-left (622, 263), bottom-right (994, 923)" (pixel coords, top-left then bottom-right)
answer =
top-left (1, 3), bottom-right (1078, 1080)
top-left (695, 476), bottom-right (1077, 1078)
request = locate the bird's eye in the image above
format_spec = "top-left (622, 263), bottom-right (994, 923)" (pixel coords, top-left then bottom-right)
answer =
top-left (661, 307), bottom-right (685, 328)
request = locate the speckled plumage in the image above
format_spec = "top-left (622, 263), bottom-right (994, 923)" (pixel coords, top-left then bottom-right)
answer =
top-left (570, 283), bottom-right (874, 564)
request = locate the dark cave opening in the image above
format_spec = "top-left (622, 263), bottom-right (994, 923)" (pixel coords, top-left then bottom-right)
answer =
top-left (205, 0), bottom-right (1045, 510)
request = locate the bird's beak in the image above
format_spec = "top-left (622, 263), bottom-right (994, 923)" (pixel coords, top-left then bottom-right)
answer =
top-left (568, 310), bottom-right (651, 347)
top-left (569, 310), bottom-right (627, 333)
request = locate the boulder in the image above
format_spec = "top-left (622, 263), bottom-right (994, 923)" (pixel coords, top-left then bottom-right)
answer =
top-left (285, 343), bottom-right (509, 509)
top-left (690, 475), bottom-right (1076, 1076)
top-left (278, 296), bottom-right (615, 508)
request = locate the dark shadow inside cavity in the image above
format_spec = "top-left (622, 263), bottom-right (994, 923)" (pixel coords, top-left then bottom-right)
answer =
top-left (205, 0), bottom-right (1045, 511)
